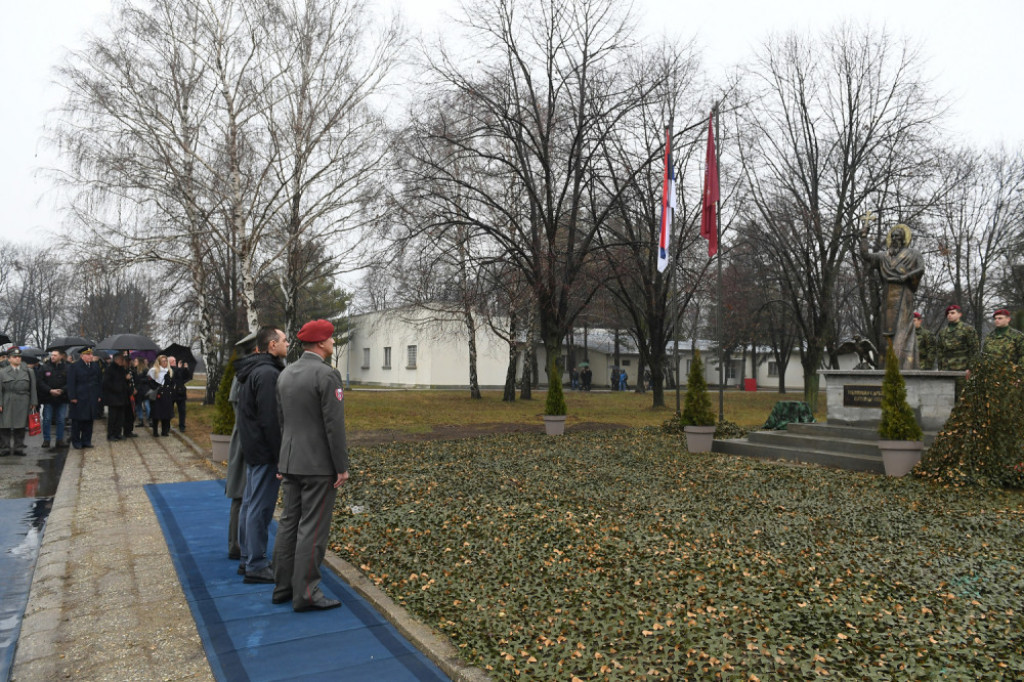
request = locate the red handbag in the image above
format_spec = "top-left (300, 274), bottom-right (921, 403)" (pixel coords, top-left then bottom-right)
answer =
top-left (28, 411), bottom-right (42, 437)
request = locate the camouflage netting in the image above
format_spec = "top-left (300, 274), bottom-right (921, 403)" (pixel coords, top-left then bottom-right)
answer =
top-left (914, 356), bottom-right (1024, 488)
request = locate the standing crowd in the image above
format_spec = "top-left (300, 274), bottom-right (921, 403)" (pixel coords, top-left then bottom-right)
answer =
top-left (0, 345), bottom-right (192, 455)
top-left (916, 305), bottom-right (1024, 372)
top-left (224, 319), bottom-right (350, 613)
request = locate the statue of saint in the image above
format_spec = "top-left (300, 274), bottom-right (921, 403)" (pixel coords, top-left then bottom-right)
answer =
top-left (859, 223), bottom-right (925, 369)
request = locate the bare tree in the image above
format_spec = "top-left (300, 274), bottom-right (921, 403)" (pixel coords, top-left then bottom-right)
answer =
top-left (737, 24), bottom-right (943, 409)
top-left (926, 145), bottom-right (1024, 329)
top-left (417, 0), bottom-right (664, 405)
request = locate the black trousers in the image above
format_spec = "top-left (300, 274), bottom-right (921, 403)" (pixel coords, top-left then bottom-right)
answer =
top-left (174, 396), bottom-right (187, 428)
top-left (272, 474), bottom-right (339, 609)
top-left (107, 405), bottom-right (126, 438)
top-left (71, 419), bottom-right (94, 447)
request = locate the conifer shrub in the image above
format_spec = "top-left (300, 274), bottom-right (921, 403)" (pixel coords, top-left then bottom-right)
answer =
top-left (878, 343), bottom-right (923, 441)
top-left (544, 356), bottom-right (568, 416)
top-left (680, 349), bottom-right (716, 427)
top-left (211, 352), bottom-right (237, 436)
top-left (915, 356), bottom-right (1024, 488)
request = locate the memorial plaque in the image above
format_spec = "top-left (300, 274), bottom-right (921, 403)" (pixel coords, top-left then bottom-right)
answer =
top-left (843, 385), bottom-right (883, 408)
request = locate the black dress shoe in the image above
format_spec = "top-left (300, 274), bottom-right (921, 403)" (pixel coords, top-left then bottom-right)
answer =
top-left (243, 566), bottom-right (275, 584)
top-left (82, 444), bottom-right (94, 449)
top-left (228, 552), bottom-right (241, 561)
top-left (272, 593), bottom-right (293, 605)
top-left (126, 433), bottom-right (139, 438)
top-left (294, 595), bottom-right (341, 612)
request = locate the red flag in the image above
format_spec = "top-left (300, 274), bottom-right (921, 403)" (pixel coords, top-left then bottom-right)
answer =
top-left (656, 128), bottom-right (675, 273)
top-left (700, 112), bottom-right (719, 257)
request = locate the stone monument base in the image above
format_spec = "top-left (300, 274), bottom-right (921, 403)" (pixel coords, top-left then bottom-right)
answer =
top-left (819, 369), bottom-right (962, 431)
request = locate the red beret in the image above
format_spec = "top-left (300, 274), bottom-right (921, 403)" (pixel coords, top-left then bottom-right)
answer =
top-left (913, 312), bottom-right (922, 319)
top-left (945, 304), bottom-right (961, 313)
top-left (994, 308), bottom-right (1011, 318)
top-left (296, 319), bottom-right (335, 343)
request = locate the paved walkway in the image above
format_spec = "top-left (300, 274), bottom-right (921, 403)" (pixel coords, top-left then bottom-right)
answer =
top-left (11, 432), bottom-right (487, 682)
top-left (12, 435), bottom-right (215, 681)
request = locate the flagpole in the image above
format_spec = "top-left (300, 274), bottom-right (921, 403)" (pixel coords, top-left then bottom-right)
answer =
top-left (714, 105), bottom-right (724, 423)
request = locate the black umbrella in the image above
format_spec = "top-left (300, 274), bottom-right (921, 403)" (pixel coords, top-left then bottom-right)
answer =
top-left (45, 336), bottom-right (96, 352)
top-left (0, 334), bottom-right (11, 346)
top-left (19, 346), bottom-right (46, 359)
top-left (96, 333), bottom-right (160, 351)
top-left (160, 343), bottom-right (197, 368)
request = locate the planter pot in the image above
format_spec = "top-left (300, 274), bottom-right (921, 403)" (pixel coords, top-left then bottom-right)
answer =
top-left (878, 439), bottom-right (924, 477)
top-left (210, 433), bottom-right (232, 462)
top-left (683, 425), bottom-right (716, 453)
top-left (542, 415), bottom-right (567, 436)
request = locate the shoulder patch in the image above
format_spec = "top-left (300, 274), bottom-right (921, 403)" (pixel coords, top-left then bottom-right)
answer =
top-left (335, 387), bottom-right (344, 401)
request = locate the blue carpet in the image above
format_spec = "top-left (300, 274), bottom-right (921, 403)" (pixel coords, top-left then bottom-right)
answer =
top-left (146, 480), bottom-right (449, 682)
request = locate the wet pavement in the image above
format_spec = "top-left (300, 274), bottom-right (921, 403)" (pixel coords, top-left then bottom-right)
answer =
top-left (0, 442), bottom-right (67, 682)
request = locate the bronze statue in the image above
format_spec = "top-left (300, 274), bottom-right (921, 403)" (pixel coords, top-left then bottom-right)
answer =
top-left (859, 222), bottom-right (925, 369)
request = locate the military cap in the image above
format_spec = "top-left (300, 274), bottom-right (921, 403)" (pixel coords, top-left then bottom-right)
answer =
top-left (913, 312), bottom-right (923, 319)
top-left (8, 348), bottom-right (22, 357)
top-left (235, 330), bottom-right (258, 353)
top-left (945, 305), bottom-right (961, 314)
top-left (80, 347), bottom-right (94, 355)
top-left (296, 319), bottom-right (335, 343)
top-left (993, 308), bottom-right (1011, 318)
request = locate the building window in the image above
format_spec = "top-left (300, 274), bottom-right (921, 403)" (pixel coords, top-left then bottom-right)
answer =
top-left (383, 346), bottom-right (392, 369)
top-left (726, 362), bottom-right (738, 380)
top-left (361, 348), bottom-right (370, 369)
top-left (407, 345), bottom-right (417, 369)
top-left (686, 359), bottom-right (692, 373)
top-left (621, 359), bottom-right (631, 367)
top-left (768, 361), bottom-right (779, 377)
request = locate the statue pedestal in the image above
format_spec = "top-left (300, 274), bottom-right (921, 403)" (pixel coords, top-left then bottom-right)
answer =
top-left (819, 369), bottom-right (962, 431)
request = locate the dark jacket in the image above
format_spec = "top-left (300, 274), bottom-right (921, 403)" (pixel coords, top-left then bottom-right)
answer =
top-left (67, 359), bottom-right (104, 420)
top-left (167, 364), bottom-right (193, 399)
top-left (236, 353), bottom-right (284, 468)
top-left (37, 359), bottom-right (70, 405)
top-left (101, 361), bottom-right (133, 407)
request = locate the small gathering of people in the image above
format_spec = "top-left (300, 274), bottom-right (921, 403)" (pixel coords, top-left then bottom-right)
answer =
top-left (915, 305), bottom-right (1024, 372)
top-left (220, 320), bottom-right (349, 613)
top-left (0, 343), bottom-right (193, 455)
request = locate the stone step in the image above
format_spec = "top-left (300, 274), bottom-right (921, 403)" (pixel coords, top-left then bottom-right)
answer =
top-left (746, 430), bottom-right (881, 457)
top-left (713, 437), bottom-right (885, 474)
top-left (782, 422), bottom-right (939, 446)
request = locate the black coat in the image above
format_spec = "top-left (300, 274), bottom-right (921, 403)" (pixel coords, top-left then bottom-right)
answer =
top-left (101, 361), bottom-right (133, 407)
top-left (167, 364), bottom-right (192, 399)
top-left (67, 360), bottom-right (104, 420)
top-left (235, 353), bottom-right (284, 467)
top-left (146, 367), bottom-right (176, 420)
top-left (37, 359), bottom-right (70, 404)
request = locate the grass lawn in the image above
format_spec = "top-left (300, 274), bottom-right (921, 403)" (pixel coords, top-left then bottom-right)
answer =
top-left (330, 429), bottom-right (1024, 680)
top-left (186, 387), bottom-right (823, 448)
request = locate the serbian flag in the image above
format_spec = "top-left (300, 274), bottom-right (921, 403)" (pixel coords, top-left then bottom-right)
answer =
top-left (700, 112), bottom-right (719, 257)
top-left (656, 128), bottom-right (675, 273)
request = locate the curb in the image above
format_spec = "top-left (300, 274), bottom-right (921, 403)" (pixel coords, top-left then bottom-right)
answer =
top-left (11, 446), bottom-right (82, 681)
top-left (174, 430), bottom-right (492, 682)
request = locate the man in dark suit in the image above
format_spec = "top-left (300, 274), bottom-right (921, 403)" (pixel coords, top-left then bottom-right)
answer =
top-left (272, 319), bottom-right (349, 612)
top-left (66, 348), bottom-right (104, 449)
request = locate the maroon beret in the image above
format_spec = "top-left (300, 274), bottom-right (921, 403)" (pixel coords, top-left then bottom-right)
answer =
top-left (296, 319), bottom-right (335, 343)
top-left (994, 308), bottom-right (1011, 318)
top-left (945, 305), bottom-right (961, 313)
top-left (913, 312), bottom-right (922, 319)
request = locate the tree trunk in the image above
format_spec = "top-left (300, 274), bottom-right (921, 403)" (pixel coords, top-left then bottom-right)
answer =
top-left (465, 306), bottom-right (481, 399)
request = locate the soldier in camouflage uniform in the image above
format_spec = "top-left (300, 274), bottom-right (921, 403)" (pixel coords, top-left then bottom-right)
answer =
top-left (937, 304), bottom-right (979, 371)
top-left (982, 308), bottom-right (1024, 365)
top-left (914, 312), bottom-right (936, 369)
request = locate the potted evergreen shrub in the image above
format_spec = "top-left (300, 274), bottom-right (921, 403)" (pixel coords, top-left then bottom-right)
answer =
top-left (210, 354), bottom-right (236, 461)
top-left (681, 349), bottom-right (716, 453)
top-left (878, 343), bottom-right (924, 476)
top-left (542, 355), bottom-right (568, 435)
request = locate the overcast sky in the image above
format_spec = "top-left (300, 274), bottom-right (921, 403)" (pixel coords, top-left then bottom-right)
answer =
top-left (1, 0), bottom-right (1021, 246)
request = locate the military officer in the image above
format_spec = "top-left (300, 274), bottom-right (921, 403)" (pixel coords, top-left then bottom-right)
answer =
top-left (982, 308), bottom-right (1024, 365)
top-left (914, 312), bottom-right (936, 370)
top-left (937, 304), bottom-right (979, 372)
top-left (67, 347), bottom-right (104, 449)
top-left (0, 349), bottom-right (38, 456)
top-left (272, 319), bottom-right (348, 612)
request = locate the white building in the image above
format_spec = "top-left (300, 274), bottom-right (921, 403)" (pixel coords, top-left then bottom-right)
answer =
top-left (338, 305), bottom-right (814, 391)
